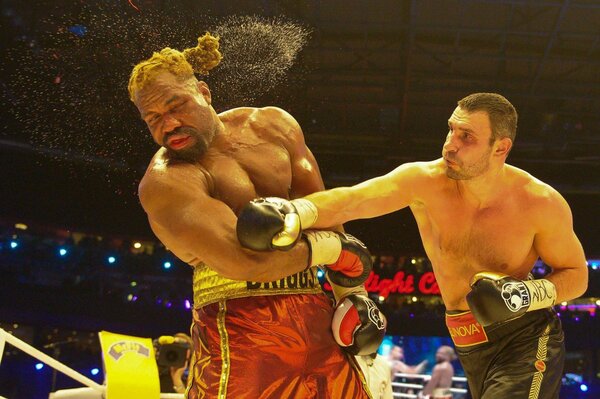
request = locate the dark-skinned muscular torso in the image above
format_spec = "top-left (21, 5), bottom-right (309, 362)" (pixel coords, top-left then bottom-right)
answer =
top-left (196, 111), bottom-right (293, 212)
top-left (142, 107), bottom-right (311, 268)
top-left (135, 74), bottom-right (369, 397)
top-left (141, 107), bottom-right (370, 399)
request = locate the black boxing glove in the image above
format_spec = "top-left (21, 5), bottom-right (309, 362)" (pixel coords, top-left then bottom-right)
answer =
top-left (467, 271), bottom-right (557, 327)
top-left (237, 198), bottom-right (371, 286)
top-left (304, 231), bottom-right (372, 287)
top-left (331, 294), bottom-right (387, 356)
top-left (236, 197), bottom-right (318, 251)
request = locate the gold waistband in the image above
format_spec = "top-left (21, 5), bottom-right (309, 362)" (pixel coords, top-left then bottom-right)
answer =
top-left (192, 263), bottom-right (323, 308)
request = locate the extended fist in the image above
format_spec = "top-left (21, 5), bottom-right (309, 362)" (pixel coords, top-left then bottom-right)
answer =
top-left (467, 271), bottom-right (556, 327)
top-left (237, 197), bottom-right (372, 287)
top-left (331, 294), bottom-right (387, 356)
top-left (236, 197), bottom-right (318, 251)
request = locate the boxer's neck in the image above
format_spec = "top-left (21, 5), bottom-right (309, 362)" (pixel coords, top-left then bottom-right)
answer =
top-left (453, 164), bottom-right (508, 208)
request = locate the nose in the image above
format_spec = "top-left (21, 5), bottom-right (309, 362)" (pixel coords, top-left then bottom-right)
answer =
top-left (162, 113), bottom-right (182, 135)
top-left (443, 131), bottom-right (458, 153)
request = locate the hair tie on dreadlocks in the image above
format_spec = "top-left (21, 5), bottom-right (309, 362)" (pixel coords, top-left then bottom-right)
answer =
top-left (183, 32), bottom-right (222, 75)
top-left (128, 32), bottom-right (223, 102)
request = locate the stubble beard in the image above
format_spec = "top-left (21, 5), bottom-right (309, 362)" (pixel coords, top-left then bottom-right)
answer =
top-left (165, 126), bottom-right (213, 164)
top-left (446, 147), bottom-right (493, 180)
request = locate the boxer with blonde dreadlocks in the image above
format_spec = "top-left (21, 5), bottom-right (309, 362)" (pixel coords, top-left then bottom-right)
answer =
top-left (129, 33), bottom-right (384, 398)
top-left (129, 33), bottom-right (221, 99)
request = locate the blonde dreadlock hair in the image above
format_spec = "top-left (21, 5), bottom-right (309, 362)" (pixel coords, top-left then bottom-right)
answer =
top-left (128, 33), bottom-right (222, 102)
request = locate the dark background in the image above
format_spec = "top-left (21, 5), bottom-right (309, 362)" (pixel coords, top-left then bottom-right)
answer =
top-left (1, 1), bottom-right (599, 398)
top-left (1, 0), bottom-right (599, 256)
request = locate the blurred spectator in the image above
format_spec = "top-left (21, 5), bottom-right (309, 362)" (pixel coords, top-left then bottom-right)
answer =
top-left (419, 345), bottom-right (456, 399)
top-left (155, 333), bottom-right (192, 394)
top-left (388, 345), bottom-right (428, 375)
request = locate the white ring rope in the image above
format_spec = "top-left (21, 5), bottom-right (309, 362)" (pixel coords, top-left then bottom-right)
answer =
top-left (0, 328), bottom-right (104, 393)
top-left (1, 328), bottom-right (186, 398)
top-left (392, 372), bottom-right (469, 397)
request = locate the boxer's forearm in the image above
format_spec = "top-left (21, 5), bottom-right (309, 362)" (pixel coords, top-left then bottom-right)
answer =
top-left (545, 264), bottom-right (588, 303)
top-left (305, 186), bottom-right (387, 229)
top-left (235, 242), bottom-right (312, 282)
top-left (304, 186), bottom-right (366, 229)
top-left (303, 170), bottom-right (411, 229)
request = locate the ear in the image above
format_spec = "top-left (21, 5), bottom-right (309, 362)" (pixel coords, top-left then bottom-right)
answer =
top-left (196, 81), bottom-right (212, 104)
top-left (494, 137), bottom-right (512, 158)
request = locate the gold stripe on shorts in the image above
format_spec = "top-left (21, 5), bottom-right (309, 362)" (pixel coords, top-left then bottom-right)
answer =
top-left (349, 355), bottom-right (374, 399)
top-left (217, 300), bottom-right (230, 399)
top-left (193, 263), bottom-right (322, 308)
top-left (528, 325), bottom-right (551, 399)
top-left (184, 322), bottom-right (194, 397)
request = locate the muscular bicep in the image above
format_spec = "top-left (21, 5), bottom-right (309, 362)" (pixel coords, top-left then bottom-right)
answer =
top-left (533, 190), bottom-right (588, 299)
top-left (139, 169), bottom-right (310, 282)
top-left (533, 194), bottom-right (586, 268)
top-left (141, 173), bottom-right (243, 270)
top-left (151, 192), bottom-right (237, 258)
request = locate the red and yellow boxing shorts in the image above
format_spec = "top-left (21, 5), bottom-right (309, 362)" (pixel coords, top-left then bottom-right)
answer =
top-left (184, 263), bottom-right (371, 399)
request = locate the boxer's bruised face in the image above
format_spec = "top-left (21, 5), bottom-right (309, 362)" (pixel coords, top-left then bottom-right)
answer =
top-left (442, 107), bottom-right (495, 180)
top-left (135, 72), bottom-right (218, 163)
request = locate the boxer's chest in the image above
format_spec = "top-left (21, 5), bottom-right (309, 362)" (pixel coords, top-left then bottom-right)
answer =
top-left (205, 143), bottom-right (293, 214)
top-left (418, 196), bottom-right (537, 273)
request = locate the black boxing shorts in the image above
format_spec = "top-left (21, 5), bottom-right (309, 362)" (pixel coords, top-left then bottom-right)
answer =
top-left (446, 309), bottom-right (564, 399)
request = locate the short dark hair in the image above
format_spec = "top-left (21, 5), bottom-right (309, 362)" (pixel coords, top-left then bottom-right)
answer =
top-left (457, 93), bottom-right (518, 144)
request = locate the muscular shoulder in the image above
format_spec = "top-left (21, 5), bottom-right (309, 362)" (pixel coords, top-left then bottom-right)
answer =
top-left (253, 106), bottom-right (296, 125)
top-left (389, 159), bottom-right (447, 196)
top-left (390, 160), bottom-right (441, 180)
top-left (507, 165), bottom-right (563, 203)
top-left (139, 149), bottom-right (210, 214)
top-left (433, 362), bottom-right (452, 372)
top-left (218, 106), bottom-right (256, 123)
top-left (507, 165), bottom-right (571, 222)
top-left (221, 106), bottom-right (300, 143)
top-left (251, 107), bottom-right (302, 142)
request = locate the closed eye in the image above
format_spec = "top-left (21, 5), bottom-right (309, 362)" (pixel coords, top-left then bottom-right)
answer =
top-left (146, 114), bottom-right (160, 124)
top-left (171, 101), bottom-right (187, 112)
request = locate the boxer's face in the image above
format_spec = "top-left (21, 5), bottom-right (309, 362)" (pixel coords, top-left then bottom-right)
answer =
top-left (135, 72), bottom-right (218, 162)
top-left (435, 348), bottom-right (449, 363)
top-left (442, 107), bottom-right (495, 180)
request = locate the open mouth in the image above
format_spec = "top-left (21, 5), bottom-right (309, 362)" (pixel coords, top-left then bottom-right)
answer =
top-left (168, 136), bottom-right (191, 150)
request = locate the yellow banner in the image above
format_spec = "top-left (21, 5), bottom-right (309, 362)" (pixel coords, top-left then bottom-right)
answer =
top-left (99, 331), bottom-right (160, 399)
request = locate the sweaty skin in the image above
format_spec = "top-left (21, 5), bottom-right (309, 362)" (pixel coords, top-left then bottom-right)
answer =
top-left (302, 107), bottom-right (588, 310)
top-left (136, 72), bottom-right (325, 282)
top-left (134, 71), bottom-right (370, 399)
